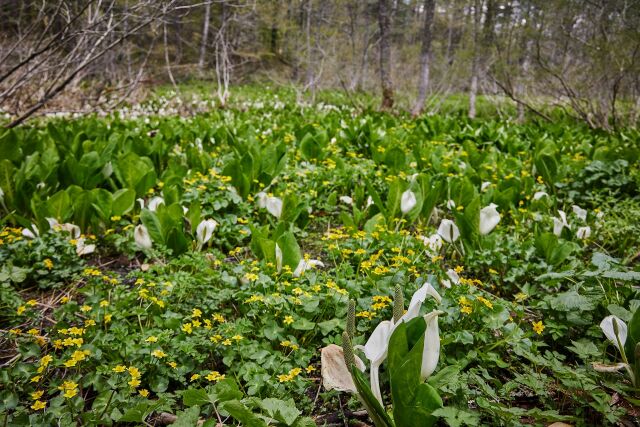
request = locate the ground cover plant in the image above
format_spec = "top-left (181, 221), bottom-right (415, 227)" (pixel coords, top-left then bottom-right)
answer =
top-left (1, 88), bottom-right (640, 426)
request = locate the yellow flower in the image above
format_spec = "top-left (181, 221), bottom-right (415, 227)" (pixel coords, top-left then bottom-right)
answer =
top-left (128, 378), bottom-right (141, 388)
top-left (31, 400), bottom-right (46, 410)
top-left (27, 299), bottom-right (37, 306)
top-left (31, 390), bottom-right (44, 400)
top-left (104, 313), bottom-right (112, 323)
top-left (63, 388), bottom-right (78, 399)
top-left (151, 349), bottom-right (167, 358)
top-left (40, 355), bottom-right (53, 367)
top-left (30, 376), bottom-right (41, 383)
top-left (113, 365), bottom-right (126, 373)
top-left (283, 316), bottom-right (294, 325)
top-left (190, 374), bottom-right (201, 382)
top-left (461, 306), bottom-right (472, 315)
top-left (128, 366), bottom-right (141, 378)
top-left (306, 365), bottom-right (316, 373)
top-left (43, 259), bottom-right (54, 269)
top-left (60, 296), bottom-right (70, 304)
top-left (532, 321), bottom-right (545, 335)
top-left (80, 305), bottom-right (92, 313)
top-left (139, 389), bottom-right (149, 398)
top-left (167, 361), bottom-right (177, 369)
top-left (99, 300), bottom-right (109, 307)
top-left (17, 306), bottom-right (26, 315)
top-left (514, 292), bottom-right (528, 302)
top-left (181, 323), bottom-right (193, 334)
top-left (145, 336), bottom-right (158, 343)
top-left (192, 308), bottom-right (202, 318)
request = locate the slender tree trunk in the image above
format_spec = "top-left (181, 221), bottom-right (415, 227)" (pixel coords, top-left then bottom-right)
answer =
top-left (469, 0), bottom-right (481, 119)
top-left (198, 1), bottom-right (211, 70)
top-left (304, 0), bottom-right (314, 88)
top-left (378, 0), bottom-right (394, 109)
top-left (412, 0), bottom-right (435, 116)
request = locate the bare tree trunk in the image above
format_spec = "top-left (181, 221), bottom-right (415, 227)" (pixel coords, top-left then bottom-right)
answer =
top-left (198, 0), bottom-right (211, 71)
top-left (378, 0), bottom-right (394, 109)
top-left (469, 0), bottom-right (481, 119)
top-left (411, 0), bottom-right (435, 116)
top-left (304, 0), bottom-right (314, 89)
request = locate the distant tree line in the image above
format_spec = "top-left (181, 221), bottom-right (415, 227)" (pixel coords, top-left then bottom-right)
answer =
top-left (1, 0), bottom-right (639, 129)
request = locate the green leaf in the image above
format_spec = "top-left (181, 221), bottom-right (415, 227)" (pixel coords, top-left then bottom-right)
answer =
top-left (350, 367), bottom-right (395, 427)
top-left (140, 209), bottom-right (164, 244)
top-left (211, 378), bottom-right (243, 403)
top-left (259, 398), bottom-right (300, 426)
top-left (625, 308), bottom-right (640, 359)
top-left (276, 231), bottom-right (302, 270)
top-left (111, 189), bottom-right (136, 216)
top-left (219, 400), bottom-right (267, 427)
top-left (172, 406), bottom-right (201, 427)
top-left (431, 407), bottom-right (481, 427)
top-left (183, 389), bottom-right (210, 407)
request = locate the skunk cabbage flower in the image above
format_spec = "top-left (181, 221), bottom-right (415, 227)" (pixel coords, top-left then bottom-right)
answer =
top-left (399, 282), bottom-right (442, 323)
top-left (437, 219), bottom-right (460, 243)
top-left (479, 203), bottom-right (501, 235)
top-left (400, 190), bottom-right (417, 214)
top-left (256, 192), bottom-right (268, 208)
top-left (339, 196), bottom-right (353, 205)
top-left (266, 196), bottom-right (283, 219)
top-left (22, 224), bottom-right (39, 239)
top-left (134, 225), bottom-right (152, 249)
top-left (421, 310), bottom-right (443, 381)
top-left (293, 258), bottom-right (324, 277)
top-left (600, 315), bottom-right (627, 354)
top-left (441, 269), bottom-right (460, 288)
top-left (148, 197), bottom-right (165, 212)
top-left (355, 282), bottom-right (441, 404)
top-left (356, 320), bottom-right (393, 403)
top-left (533, 191), bottom-right (548, 200)
top-left (553, 210), bottom-right (569, 236)
top-left (366, 196), bottom-right (374, 208)
top-left (196, 219), bottom-right (217, 245)
top-left (572, 205), bottom-right (587, 222)
top-left (275, 244), bottom-right (283, 273)
top-left (576, 226), bottom-right (591, 240)
top-left (446, 199), bottom-right (456, 210)
top-left (421, 234), bottom-right (443, 254)
top-left (481, 182), bottom-right (491, 192)
top-left (0, 187), bottom-right (4, 200)
top-left (75, 239), bottom-right (95, 256)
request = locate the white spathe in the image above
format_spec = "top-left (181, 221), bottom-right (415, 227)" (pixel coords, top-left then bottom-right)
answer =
top-left (266, 196), bottom-right (283, 219)
top-left (275, 244), bottom-right (283, 273)
top-left (446, 199), bottom-right (456, 210)
top-left (572, 205), bottom-right (587, 222)
top-left (421, 233), bottom-right (443, 254)
top-left (481, 182), bottom-right (491, 192)
top-left (421, 310), bottom-right (443, 381)
top-left (75, 238), bottom-right (96, 256)
top-left (437, 219), bottom-right (460, 243)
top-left (576, 226), bottom-right (591, 240)
top-left (339, 196), bottom-right (353, 205)
top-left (148, 196), bottom-right (165, 212)
top-left (401, 190), bottom-right (417, 214)
top-left (479, 203), bottom-right (501, 235)
top-left (533, 191), bottom-right (548, 200)
top-left (134, 225), bottom-right (152, 249)
top-left (22, 224), bottom-right (39, 239)
top-left (293, 258), bottom-right (324, 277)
top-left (600, 315), bottom-right (627, 354)
top-left (553, 210), bottom-right (569, 236)
top-left (256, 192), bottom-right (268, 209)
top-left (196, 219), bottom-right (217, 245)
top-left (446, 269), bottom-right (460, 285)
top-left (356, 320), bottom-right (393, 403)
